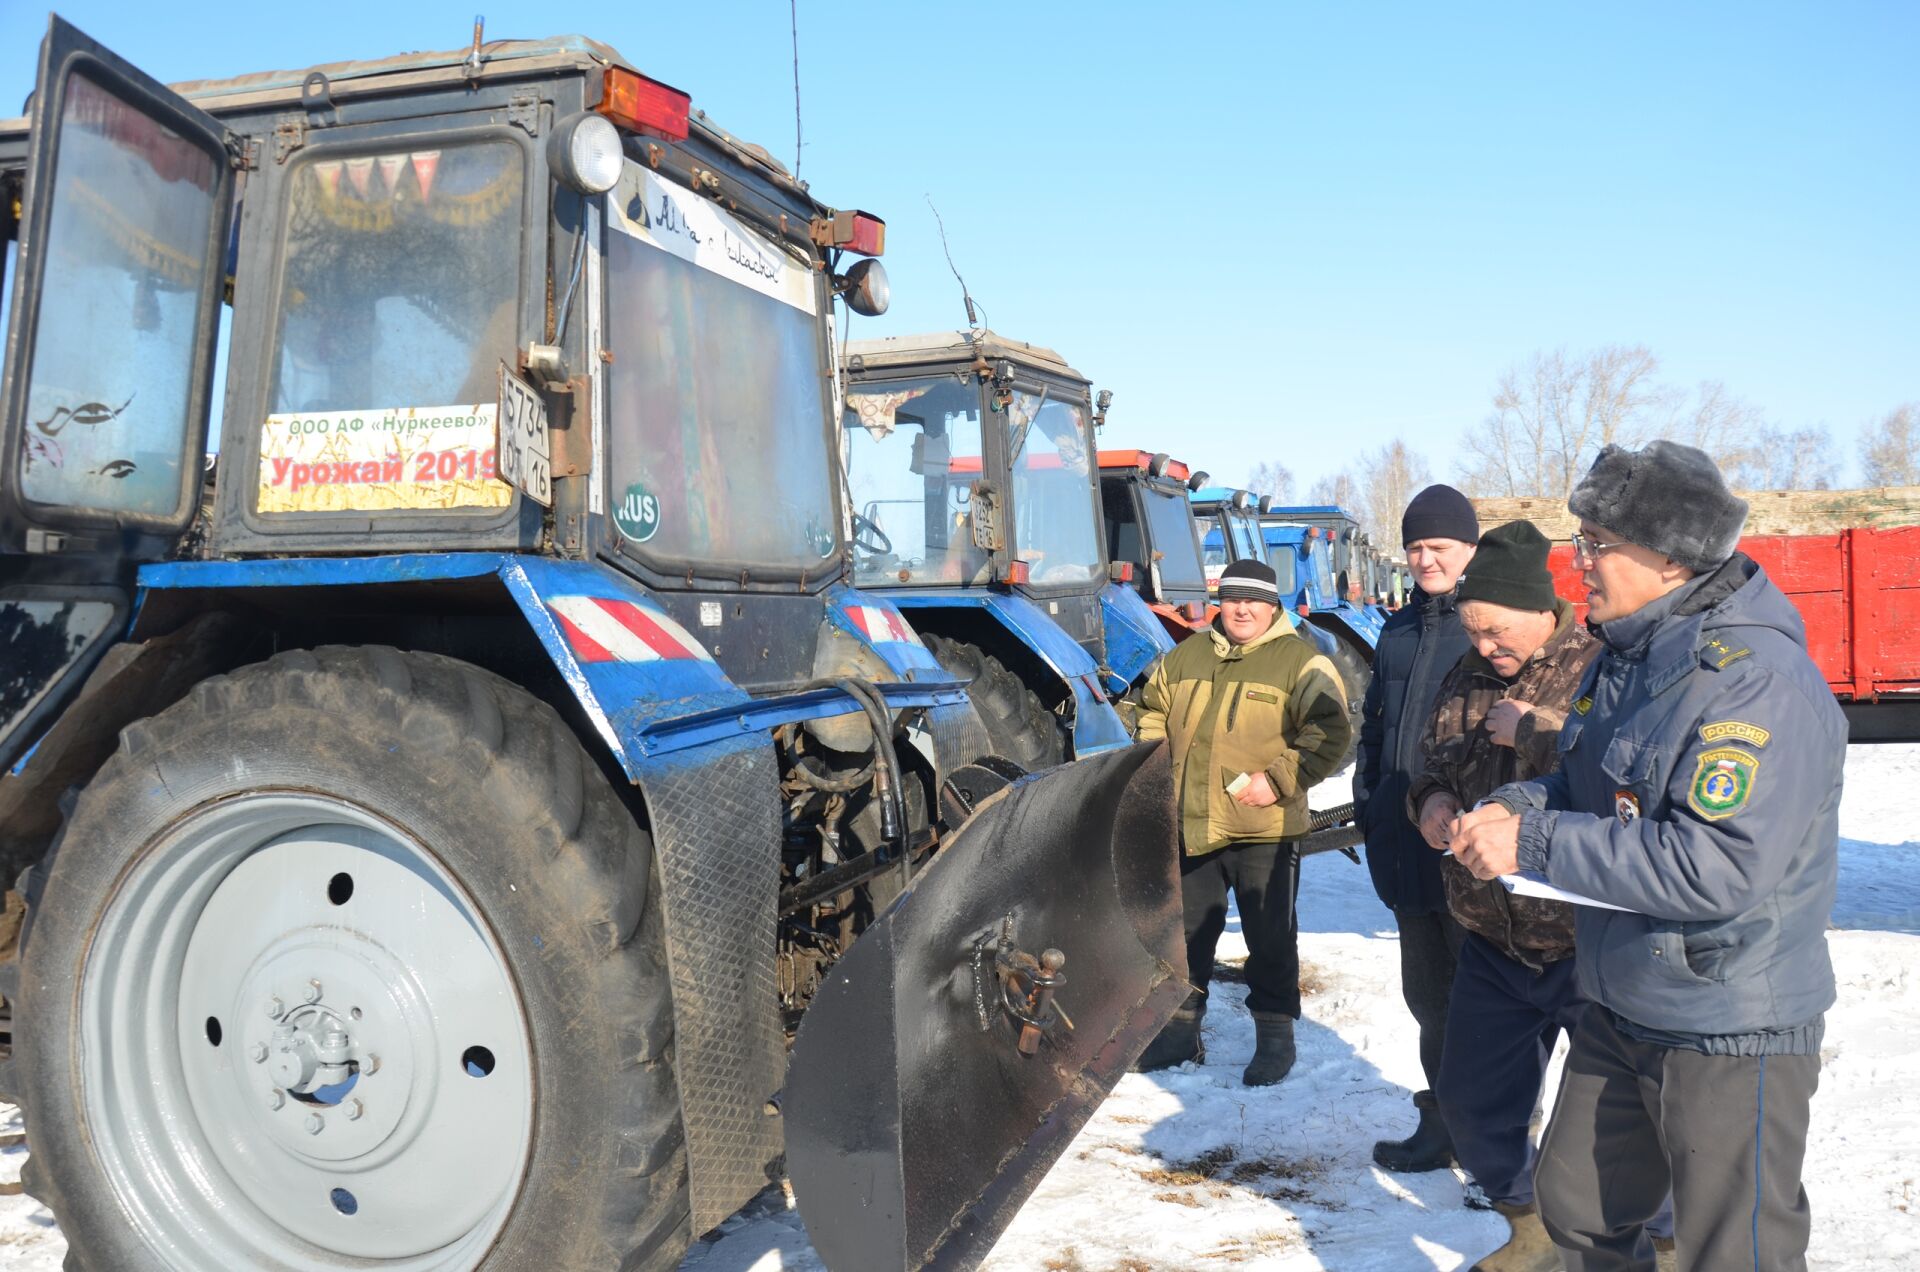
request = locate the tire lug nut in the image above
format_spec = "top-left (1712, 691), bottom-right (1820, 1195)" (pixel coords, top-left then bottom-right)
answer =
top-left (266, 996), bottom-right (284, 1020)
top-left (345, 1098), bottom-right (364, 1121)
top-left (305, 1113), bottom-right (324, 1135)
top-left (362, 1053), bottom-right (381, 1076)
top-left (304, 979), bottom-right (323, 1004)
top-left (249, 1042), bottom-right (268, 1063)
top-left (268, 1089), bottom-right (285, 1110)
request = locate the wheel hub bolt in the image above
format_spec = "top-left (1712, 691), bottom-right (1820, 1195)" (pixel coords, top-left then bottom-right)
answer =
top-left (266, 996), bottom-right (285, 1020)
top-left (345, 1098), bottom-right (364, 1121)
top-left (305, 1113), bottom-right (324, 1135)
top-left (363, 1053), bottom-right (381, 1076)
top-left (268, 1089), bottom-right (285, 1110)
top-left (304, 979), bottom-right (323, 1004)
top-left (249, 1042), bottom-right (268, 1063)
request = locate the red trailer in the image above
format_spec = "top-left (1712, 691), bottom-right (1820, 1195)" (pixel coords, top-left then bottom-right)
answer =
top-left (1542, 528), bottom-right (1920, 741)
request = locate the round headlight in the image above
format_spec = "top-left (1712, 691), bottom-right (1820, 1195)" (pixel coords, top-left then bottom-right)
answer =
top-left (838, 257), bottom-right (890, 317)
top-left (549, 112), bottom-right (623, 195)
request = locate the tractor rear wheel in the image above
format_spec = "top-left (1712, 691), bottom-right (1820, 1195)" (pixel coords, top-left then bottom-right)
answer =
top-left (10, 647), bottom-right (688, 1271)
top-left (925, 635), bottom-right (1067, 772)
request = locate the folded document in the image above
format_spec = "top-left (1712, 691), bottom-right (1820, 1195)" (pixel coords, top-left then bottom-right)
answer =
top-left (1499, 871), bottom-right (1635, 913)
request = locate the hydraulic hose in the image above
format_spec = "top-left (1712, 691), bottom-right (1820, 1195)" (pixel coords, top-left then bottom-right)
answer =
top-left (794, 677), bottom-right (906, 847)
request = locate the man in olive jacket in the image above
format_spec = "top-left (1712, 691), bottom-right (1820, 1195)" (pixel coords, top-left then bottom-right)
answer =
top-left (1454, 441), bottom-right (1843, 1271)
top-left (1133, 559), bottom-right (1352, 1085)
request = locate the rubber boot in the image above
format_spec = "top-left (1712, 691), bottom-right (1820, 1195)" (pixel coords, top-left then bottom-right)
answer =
top-left (1372, 1089), bottom-right (1455, 1172)
top-left (1470, 1201), bottom-right (1559, 1272)
top-left (1133, 997), bottom-right (1205, 1072)
top-left (1242, 1011), bottom-right (1296, 1086)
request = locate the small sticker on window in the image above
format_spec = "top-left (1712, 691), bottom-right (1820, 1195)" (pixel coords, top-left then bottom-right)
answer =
top-left (614, 483), bottom-right (661, 542)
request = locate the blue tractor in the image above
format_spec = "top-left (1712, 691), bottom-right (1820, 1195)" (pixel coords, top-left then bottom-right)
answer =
top-left (1257, 516), bottom-right (1381, 736)
top-left (0, 20), bottom-right (1186, 1271)
top-left (1189, 485), bottom-right (1344, 668)
top-left (840, 331), bottom-right (1163, 769)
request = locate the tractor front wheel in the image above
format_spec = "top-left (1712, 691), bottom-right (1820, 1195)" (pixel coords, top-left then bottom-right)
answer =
top-left (925, 635), bottom-right (1067, 772)
top-left (12, 647), bottom-right (688, 1271)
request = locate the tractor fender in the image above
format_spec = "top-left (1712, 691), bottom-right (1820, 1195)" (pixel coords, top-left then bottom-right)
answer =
top-left (884, 590), bottom-right (1133, 756)
top-left (126, 554), bottom-right (964, 1232)
top-left (1098, 583), bottom-right (1177, 695)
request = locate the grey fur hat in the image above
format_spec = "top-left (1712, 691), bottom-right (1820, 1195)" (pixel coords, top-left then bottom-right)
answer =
top-left (1568, 440), bottom-right (1748, 573)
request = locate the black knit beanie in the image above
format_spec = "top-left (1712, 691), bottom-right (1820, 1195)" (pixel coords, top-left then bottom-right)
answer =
top-left (1217, 559), bottom-right (1281, 603)
top-left (1455, 521), bottom-right (1557, 612)
top-left (1401, 484), bottom-right (1480, 548)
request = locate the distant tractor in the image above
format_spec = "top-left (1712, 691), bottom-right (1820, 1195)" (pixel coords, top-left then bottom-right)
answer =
top-left (839, 330), bottom-right (1162, 765)
top-left (0, 20), bottom-right (1185, 1271)
top-left (1257, 515), bottom-right (1380, 735)
top-left (1096, 448), bottom-right (1213, 645)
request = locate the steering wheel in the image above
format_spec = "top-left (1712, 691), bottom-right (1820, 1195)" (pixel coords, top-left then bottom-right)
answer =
top-left (851, 511), bottom-right (893, 556)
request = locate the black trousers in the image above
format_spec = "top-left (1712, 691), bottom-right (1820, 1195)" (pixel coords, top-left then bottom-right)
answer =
top-left (1437, 933), bottom-right (1586, 1206)
top-left (1395, 906), bottom-right (1466, 1092)
top-left (1180, 840), bottom-right (1301, 1017)
top-left (1537, 1005), bottom-right (1819, 1272)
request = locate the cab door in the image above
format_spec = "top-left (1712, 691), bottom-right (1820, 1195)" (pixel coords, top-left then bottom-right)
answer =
top-left (0, 16), bottom-right (235, 768)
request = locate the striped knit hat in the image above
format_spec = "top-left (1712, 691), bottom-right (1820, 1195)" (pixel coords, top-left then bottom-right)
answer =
top-left (1218, 559), bottom-right (1281, 603)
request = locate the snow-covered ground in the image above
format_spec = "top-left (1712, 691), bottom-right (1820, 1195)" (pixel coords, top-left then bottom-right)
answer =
top-left (3, 749), bottom-right (1917, 1269)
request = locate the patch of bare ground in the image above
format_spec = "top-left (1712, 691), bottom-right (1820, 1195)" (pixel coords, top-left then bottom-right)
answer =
top-left (1152, 1190), bottom-right (1203, 1207)
top-left (1136, 1145), bottom-right (1236, 1188)
top-left (1207, 1229), bottom-right (1302, 1261)
top-left (1211, 959), bottom-right (1329, 996)
top-left (1137, 1144), bottom-right (1347, 1211)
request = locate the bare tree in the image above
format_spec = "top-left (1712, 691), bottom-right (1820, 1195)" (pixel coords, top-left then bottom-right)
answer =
top-left (1355, 439), bottom-right (1433, 544)
top-left (1245, 460), bottom-right (1295, 502)
top-left (1722, 424), bottom-right (1837, 491)
top-left (1860, 404), bottom-right (1920, 487)
top-left (1307, 469), bottom-right (1359, 511)
top-left (1457, 345), bottom-right (1675, 499)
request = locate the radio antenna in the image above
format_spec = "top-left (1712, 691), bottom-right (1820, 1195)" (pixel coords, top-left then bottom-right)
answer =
top-left (926, 195), bottom-right (984, 332)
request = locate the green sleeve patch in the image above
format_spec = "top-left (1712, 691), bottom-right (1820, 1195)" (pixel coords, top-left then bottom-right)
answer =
top-left (1687, 745), bottom-right (1759, 820)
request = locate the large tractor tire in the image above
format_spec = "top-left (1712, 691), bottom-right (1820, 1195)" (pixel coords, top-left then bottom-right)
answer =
top-left (11, 647), bottom-right (688, 1271)
top-left (924, 635), bottom-right (1067, 772)
top-left (1324, 635), bottom-right (1372, 760)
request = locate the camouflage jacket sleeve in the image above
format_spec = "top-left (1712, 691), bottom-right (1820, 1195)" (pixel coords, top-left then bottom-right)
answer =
top-left (1512, 706), bottom-right (1566, 776)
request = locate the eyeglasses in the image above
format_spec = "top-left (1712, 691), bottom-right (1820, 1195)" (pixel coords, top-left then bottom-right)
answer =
top-left (1569, 532), bottom-right (1629, 563)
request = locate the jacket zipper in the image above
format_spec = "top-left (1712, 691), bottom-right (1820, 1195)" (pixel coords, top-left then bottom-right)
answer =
top-left (1225, 685), bottom-right (1243, 733)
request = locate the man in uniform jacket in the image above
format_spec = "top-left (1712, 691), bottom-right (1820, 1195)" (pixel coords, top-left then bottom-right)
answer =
top-left (1453, 441), bottom-right (1843, 1272)
top-left (1409, 520), bottom-right (1601, 1272)
top-left (1354, 484), bottom-right (1479, 1170)
top-left (1133, 559), bottom-right (1352, 1085)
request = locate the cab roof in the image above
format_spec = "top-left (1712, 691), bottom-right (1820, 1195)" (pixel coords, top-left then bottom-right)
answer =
top-left (843, 329), bottom-right (1087, 384)
top-left (1, 32), bottom-right (816, 210)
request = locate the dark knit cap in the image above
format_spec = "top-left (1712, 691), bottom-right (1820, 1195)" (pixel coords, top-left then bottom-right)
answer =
top-left (1456, 521), bottom-right (1557, 612)
top-left (1217, 559), bottom-right (1281, 603)
top-left (1568, 440), bottom-right (1748, 573)
top-left (1401, 484), bottom-right (1480, 548)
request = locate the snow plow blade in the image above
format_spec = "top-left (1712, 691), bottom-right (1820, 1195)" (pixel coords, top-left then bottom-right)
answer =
top-left (785, 741), bottom-right (1187, 1271)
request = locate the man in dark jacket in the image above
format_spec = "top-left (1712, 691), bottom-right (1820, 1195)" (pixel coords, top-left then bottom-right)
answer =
top-left (1409, 521), bottom-right (1601, 1272)
top-left (1454, 441), bottom-right (1844, 1272)
top-left (1353, 483), bottom-right (1478, 1171)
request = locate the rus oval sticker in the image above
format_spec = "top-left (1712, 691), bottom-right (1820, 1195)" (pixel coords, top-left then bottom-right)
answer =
top-left (614, 483), bottom-right (661, 542)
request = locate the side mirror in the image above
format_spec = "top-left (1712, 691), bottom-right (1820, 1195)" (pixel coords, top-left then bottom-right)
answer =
top-left (833, 257), bottom-right (890, 316)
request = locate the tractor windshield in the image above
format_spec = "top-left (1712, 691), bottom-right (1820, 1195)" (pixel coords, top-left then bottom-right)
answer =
top-left (842, 373), bottom-right (990, 587)
top-left (263, 140), bottom-right (524, 514)
top-left (605, 164), bottom-right (838, 573)
top-left (1139, 485), bottom-right (1206, 592)
top-left (1007, 389), bottom-right (1101, 587)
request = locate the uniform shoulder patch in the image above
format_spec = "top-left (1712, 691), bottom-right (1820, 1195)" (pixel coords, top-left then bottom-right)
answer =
top-left (1573, 696), bottom-right (1593, 715)
top-left (1701, 720), bottom-right (1771, 747)
top-left (1687, 746), bottom-right (1759, 821)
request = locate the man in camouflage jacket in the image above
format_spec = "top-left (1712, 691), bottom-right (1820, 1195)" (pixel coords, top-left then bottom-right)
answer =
top-left (1409, 521), bottom-right (1601, 1272)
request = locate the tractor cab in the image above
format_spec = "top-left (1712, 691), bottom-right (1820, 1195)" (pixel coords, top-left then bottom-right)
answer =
top-left (839, 330), bottom-right (1136, 763)
top-left (0, 19), bottom-right (1184, 1271)
top-left (1097, 448), bottom-right (1213, 642)
top-left (1188, 485), bottom-right (1273, 593)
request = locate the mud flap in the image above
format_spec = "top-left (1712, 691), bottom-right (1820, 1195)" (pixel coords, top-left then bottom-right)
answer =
top-left (785, 741), bottom-right (1186, 1271)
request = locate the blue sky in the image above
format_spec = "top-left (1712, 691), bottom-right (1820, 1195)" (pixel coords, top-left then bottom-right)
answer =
top-left (5, 1), bottom-right (1914, 491)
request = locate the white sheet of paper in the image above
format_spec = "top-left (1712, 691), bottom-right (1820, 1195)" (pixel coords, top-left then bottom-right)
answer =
top-left (1499, 871), bottom-right (1636, 913)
